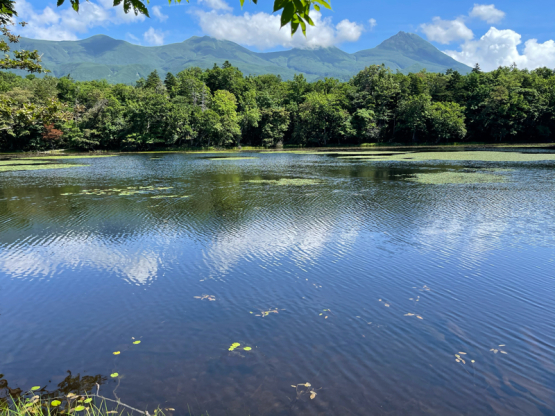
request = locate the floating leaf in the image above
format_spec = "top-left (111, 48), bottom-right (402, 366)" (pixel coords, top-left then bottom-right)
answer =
top-left (31, 386), bottom-right (41, 391)
top-left (471, 360), bottom-right (475, 363)
top-left (325, 316), bottom-right (328, 319)
top-left (384, 303), bottom-right (390, 307)
top-left (499, 344), bottom-right (505, 347)
top-left (304, 383), bottom-right (311, 387)
top-left (113, 351), bottom-right (120, 355)
top-left (84, 399), bottom-right (92, 404)
top-left (243, 347), bottom-right (252, 351)
top-left (455, 354), bottom-right (460, 358)
top-left (51, 401), bottom-right (61, 407)
top-left (459, 352), bottom-right (466, 355)
top-left (133, 341), bottom-right (141, 344)
top-left (74, 406), bottom-right (85, 411)
top-left (165, 409), bottom-right (175, 412)
top-left (67, 393), bottom-right (77, 399)
top-left (228, 342), bottom-right (241, 351)
top-left (500, 351), bottom-right (508, 354)
top-left (310, 391), bottom-right (317, 400)
top-left (416, 315), bottom-right (423, 320)
top-left (110, 373), bottom-right (119, 378)
top-left (456, 359), bottom-right (460, 362)
top-left (404, 313), bottom-right (415, 316)
top-left (291, 385), bottom-right (296, 388)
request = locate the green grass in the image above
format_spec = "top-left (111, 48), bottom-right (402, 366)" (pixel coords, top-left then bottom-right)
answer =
top-left (0, 164), bottom-right (86, 172)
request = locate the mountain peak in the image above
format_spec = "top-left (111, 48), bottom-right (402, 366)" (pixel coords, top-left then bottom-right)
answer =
top-left (375, 31), bottom-right (435, 53)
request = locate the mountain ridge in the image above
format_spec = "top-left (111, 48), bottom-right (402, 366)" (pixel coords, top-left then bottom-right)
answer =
top-left (14, 32), bottom-right (471, 83)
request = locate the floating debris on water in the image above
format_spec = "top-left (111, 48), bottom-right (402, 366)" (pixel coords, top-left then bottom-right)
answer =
top-left (194, 295), bottom-right (216, 301)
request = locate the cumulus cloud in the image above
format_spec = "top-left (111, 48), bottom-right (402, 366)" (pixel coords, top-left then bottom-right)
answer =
top-left (444, 27), bottom-right (555, 71)
top-left (368, 18), bottom-right (377, 30)
top-left (197, 0), bottom-right (232, 11)
top-left (469, 4), bottom-right (505, 24)
top-left (194, 10), bottom-right (364, 50)
top-left (420, 16), bottom-right (474, 44)
top-left (152, 6), bottom-right (168, 22)
top-left (14, 0), bottom-right (145, 41)
top-left (143, 27), bottom-right (166, 45)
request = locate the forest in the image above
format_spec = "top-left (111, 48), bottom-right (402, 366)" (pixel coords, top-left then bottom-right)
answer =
top-left (0, 62), bottom-right (554, 151)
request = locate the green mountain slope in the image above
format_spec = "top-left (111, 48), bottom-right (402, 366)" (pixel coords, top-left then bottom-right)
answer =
top-left (14, 32), bottom-right (471, 83)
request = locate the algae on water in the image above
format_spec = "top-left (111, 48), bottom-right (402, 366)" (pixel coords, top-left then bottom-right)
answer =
top-left (248, 178), bottom-right (321, 186)
top-left (0, 164), bottom-right (86, 172)
top-left (407, 171), bottom-right (509, 185)
top-left (208, 157), bottom-right (258, 161)
top-left (335, 151), bottom-right (555, 162)
top-left (22, 155), bottom-right (117, 160)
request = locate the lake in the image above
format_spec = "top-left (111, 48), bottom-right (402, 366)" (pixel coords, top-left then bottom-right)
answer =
top-left (1, 150), bottom-right (554, 416)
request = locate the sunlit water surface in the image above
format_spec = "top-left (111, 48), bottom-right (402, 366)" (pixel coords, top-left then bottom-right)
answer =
top-left (1, 152), bottom-right (554, 416)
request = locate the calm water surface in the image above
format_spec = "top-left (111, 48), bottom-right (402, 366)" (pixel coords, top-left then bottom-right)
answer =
top-left (1, 152), bottom-right (554, 416)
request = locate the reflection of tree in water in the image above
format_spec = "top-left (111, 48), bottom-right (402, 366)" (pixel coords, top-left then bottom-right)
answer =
top-left (0, 371), bottom-right (106, 412)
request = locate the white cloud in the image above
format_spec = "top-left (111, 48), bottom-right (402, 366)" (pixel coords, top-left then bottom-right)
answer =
top-left (125, 32), bottom-right (141, 44)
top-left (469, 4), bottom-right (505, 24)
top-left (368, 18), bottom-right (377, 30)
top-left (151, 6), bottom-right (169, 22)
top-left (444, 27), bottom-right (555, 70)
top-left (420, 16), bottom-right (474, 44)
top-left (14, 0), bottom-right (145, 41)
top-left (194, 10), bottom-right (364, 50)
top-left (197, 0), bottom-right (232, 11)
top-left (143, 27), bottom-right (166, 45)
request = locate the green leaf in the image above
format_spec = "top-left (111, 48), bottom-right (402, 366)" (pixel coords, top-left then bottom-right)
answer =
top-left (280, 2), bottom-right (295, 27)
top-left (31, 386), bottom-right (41, 391)
top-left (74, 406), bottom-right (85, 411)
top-left (243, 347), bottom-right (252, 351)
top-left (110, 373), bottom-right (119, 378)
top-left (84, 399), bottom-right (93, 404)
top-left (133, 340), bottom-right (141, 344)
top-left (51, 401), bottom-right (62, 407)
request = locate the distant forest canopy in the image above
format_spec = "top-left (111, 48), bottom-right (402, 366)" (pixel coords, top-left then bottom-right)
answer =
top-left (1, 62), bottom-right (554, 152)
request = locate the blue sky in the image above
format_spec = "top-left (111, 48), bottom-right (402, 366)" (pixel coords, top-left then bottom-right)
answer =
top-left (14, 0), bottom-right (555, 70)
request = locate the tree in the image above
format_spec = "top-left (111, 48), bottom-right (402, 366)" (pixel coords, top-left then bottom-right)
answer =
top-left (164, 72), bottom-right (178, 98)
top-left (211, 90), bottom-right (241, 147)
top-left (144, 70), bottom-right (164, 93)
top-left (428, 102), bottom-right (466, 143)
top-left (293, 92), bottom-right (351, 146)
top-left (0, 0), bottom-right (46, 73)
top-left (397, 94), bottom-right (431, 143)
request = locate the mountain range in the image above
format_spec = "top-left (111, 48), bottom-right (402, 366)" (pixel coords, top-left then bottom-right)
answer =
top-left (16, 31), bottom-right (471, 84)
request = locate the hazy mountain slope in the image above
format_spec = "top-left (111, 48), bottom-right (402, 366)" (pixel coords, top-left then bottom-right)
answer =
top-left (14, 32), bottom-right (471, 83)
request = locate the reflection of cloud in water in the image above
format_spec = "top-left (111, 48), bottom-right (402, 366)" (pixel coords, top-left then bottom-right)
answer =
top-left (0, 235), bottom-right (159, 286)
top-left (202, 216), bottom-right (360, 279)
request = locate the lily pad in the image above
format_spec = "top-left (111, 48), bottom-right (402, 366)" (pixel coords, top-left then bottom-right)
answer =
top-left (51, 401), bottom-right (61, 407)
top-left (110, 373), bottom-right (119, 378)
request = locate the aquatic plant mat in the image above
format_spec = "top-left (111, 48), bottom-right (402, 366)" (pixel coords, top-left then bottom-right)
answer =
top-left (208, 157), bottom-right (258, 161)
top-left (248, 178), bottom-right (322, 186)
top-left (407, 170), bottom-right (511, 184)
top-left (0, 163), bottom-right (85, 172)
top-left (333, 150), bottom-right (555, 162)
top-left (21, 155), bottom-right (117, 160)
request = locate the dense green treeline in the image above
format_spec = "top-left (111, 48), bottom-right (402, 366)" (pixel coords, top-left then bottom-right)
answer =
top-left (1, 62), bottom-right (554, 151)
